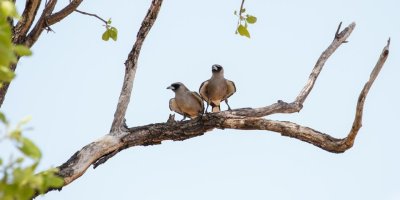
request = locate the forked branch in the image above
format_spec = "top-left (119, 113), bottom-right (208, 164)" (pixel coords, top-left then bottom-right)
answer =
top-left (0, 0), bottom-right (85, 108)
top-left (35, 21), bottom-right (390, 197)
top-left (25, 0), bottom-right (84, 47)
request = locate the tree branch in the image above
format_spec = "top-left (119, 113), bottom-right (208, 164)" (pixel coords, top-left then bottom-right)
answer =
top-left (12, 0), bottom-right (42, 44)
top-left (31, 22), bottom-right (389, 198)
top-left (344, 38), bottom-right (390, 148)
top-left (74, 9), bottom-right (107, 25)
top-left (110, 0), bottom-right (164, 133)
top-left (24, 0), bottom-right (84, 47)
top-left (231, 22), bottom-right (355, 117)
top-left (46, 0), bottom-right (83, 25)
top-left (23, 0), bottom-right (57, 47)
top-left (0, 0), bottom-right (85, 108)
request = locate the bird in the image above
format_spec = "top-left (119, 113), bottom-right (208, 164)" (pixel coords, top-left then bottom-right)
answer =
top-left (199, 64), bottom-right (236, 112)
top-left (167, 82), bottom-right (204, 120)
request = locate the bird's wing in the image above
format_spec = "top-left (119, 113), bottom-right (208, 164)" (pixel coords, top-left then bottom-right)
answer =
top-left (223, 80), bottom-right (236, 100)
top-left (191, 91), bottom-right (205, 113)
top-left (199, 80), bottom-right (209, 101)
top-left (169, 98), bottom-right (184, 115)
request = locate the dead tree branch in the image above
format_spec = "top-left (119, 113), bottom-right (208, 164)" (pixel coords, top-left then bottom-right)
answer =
top-left (30, 21), bottom-right (389, 198)
top-left (230, 22), bottom-right (355, 118)
top-left (110, 0), bottom-right (164, 133)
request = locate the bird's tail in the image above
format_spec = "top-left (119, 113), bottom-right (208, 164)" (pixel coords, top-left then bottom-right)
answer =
top-left (212, 105), bottom-right (220, 112)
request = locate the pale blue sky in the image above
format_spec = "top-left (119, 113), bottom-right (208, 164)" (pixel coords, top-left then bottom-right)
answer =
top-left (3, 0), bottom-right (400, 199)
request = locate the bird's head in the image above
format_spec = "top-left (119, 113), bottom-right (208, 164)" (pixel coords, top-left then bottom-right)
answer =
top-left (212, 64), bottom-right (223, 73)
top-left (167, 82), bottom-right (184, 92)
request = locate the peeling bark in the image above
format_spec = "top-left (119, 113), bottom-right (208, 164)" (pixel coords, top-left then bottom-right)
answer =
top-left (30, 21), bottom-right (389, 198)
top-left (6, 2), bottom-right (389, 199)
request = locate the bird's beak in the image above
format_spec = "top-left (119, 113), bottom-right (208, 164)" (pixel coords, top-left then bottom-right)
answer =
top-left (166, 86), bottom-right (174, 90)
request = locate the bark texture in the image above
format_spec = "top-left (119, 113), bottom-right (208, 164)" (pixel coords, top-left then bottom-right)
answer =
top-left (7, 1), bottom-right (390, 199)
top-left (110, 0), bottom-right (164, 133)
top-left (32, 21), bottom-right (390, 198)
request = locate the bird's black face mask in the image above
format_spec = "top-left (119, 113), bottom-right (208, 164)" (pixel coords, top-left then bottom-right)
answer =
top-left (212, 64), bottom-right (223, 73)
top-left (167, 83), bottom-right (181, 91)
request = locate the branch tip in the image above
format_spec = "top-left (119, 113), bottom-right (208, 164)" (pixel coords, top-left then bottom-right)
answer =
top-left (334, 21), bottom-right (343, 38)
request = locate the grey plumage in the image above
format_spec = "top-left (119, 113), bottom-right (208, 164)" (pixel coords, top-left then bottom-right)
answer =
top-left (199, 64), bottom-right (236, 112)
top-left (167, 82), bottom-right (204, 120)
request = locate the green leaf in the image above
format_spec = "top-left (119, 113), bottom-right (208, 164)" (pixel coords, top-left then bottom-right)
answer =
top-left (102, 29), bottom-right (110, 41)
top-left (107, 18), bottom-right (112, 25)
top-left (0, 111), bottom-right (7, 124)
top-left (18, 137), bottom-right (42, 160)
top-left (240, 8), bottom-right (246, 13)
top-left (246, 15), bottom-right (257, 24)
top-left (13, 45), bottom-right (32, 56)
top-left (0, 158), bottom-right (2, 165)
top-left (109, 27), bottom-right (118, 41)
top-left (234, 10), bottom-right (237, 15)
top-left (237, 24), bottom-right (250, 38)
top-left (0, 45), bottom-right (17, 66)
top-left (0, 1), bottom-right (19, 18)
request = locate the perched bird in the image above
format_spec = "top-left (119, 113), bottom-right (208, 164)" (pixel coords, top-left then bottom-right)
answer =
top-left (167, 82), bottom-right (204, 120)
top-left (199, 64), bottom-right (236, 112)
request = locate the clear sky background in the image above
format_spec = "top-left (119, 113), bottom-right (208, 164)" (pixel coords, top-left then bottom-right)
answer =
top-left (2, 0), bottom-right (399, 199)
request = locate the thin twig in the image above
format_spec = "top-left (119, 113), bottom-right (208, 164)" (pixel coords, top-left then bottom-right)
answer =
top-left (75, 9), bottom-right (108, 25)
top-left (334, 21), bottom-right (342, 39)
top-left (239, 0), bottom-right (245, 16)
top-left (236, 0), bottom-right (245, 26)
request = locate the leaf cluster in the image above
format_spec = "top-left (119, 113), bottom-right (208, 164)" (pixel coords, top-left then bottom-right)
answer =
top-left (102, 18), bottom-right (118, 41)
top-left (0, 115), bottom-right (64, 200)
top-left (0, 2), bottom-right (63, 199)
top-left (0, 0), bottom-right (31, 85)
top-left (234, 5), bottom-right (257, 38)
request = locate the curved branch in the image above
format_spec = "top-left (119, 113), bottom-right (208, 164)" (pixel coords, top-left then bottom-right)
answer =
top-left (344, 38), bottom-right (390, 148)
top-left (74, 9), bottom-right (107, 24)
top-left (24, 0), bottom-right (84, 47)
top-left (231, 22), bottom-right (356, 118)
top-left (35, 22), bottom-right (390, 197)
top-left (46, 0), bottom-right (83, 25)
top-left (110, 0), bottom-right (164, 133)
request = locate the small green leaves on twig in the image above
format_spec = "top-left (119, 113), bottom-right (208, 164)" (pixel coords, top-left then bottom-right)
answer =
top-left (74, 9), bottom-right (118, 42)
top-left (234, 0), bottom-right (257, 38)
top-left (102, 18), bottom-right (118, 41)
top-left (0, 113), bottom-right (64, 200)
top-left (0, 0), bottom-right (32, 84)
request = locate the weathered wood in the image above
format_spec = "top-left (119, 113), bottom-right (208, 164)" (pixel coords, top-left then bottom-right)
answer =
top-left (36, 22), bottom-right (389, 198)
top-left (110, 0), bottom-right (164, 133)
